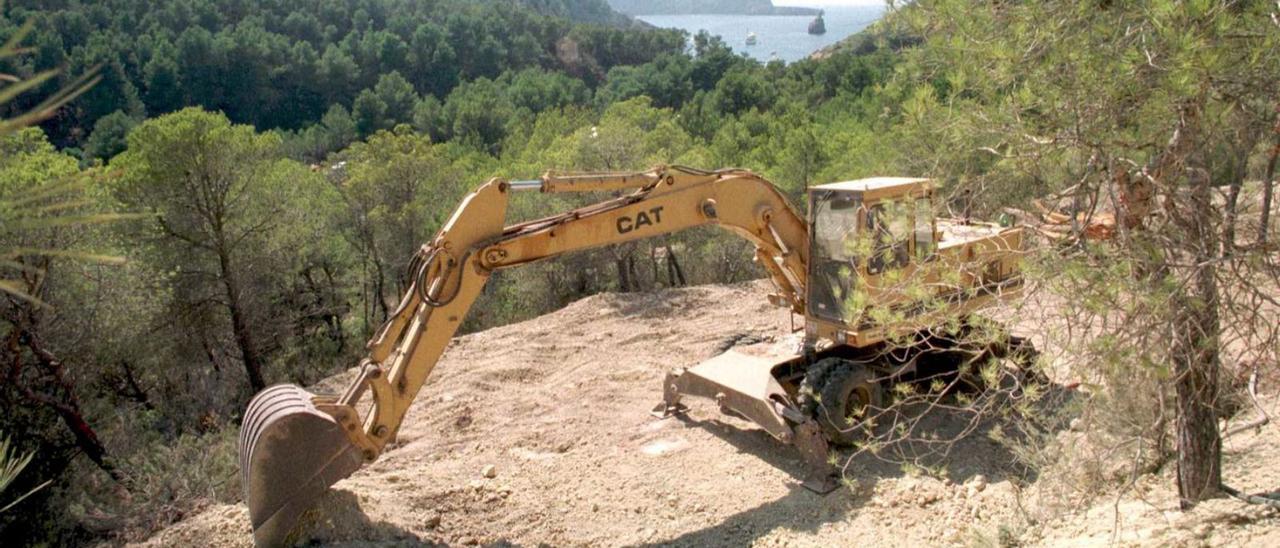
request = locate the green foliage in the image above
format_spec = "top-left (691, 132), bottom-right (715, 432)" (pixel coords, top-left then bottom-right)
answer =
top-left (709, 65), bottom-right (777, 117)
top-left (333, 127), bottom-right (486, 328)
top-left (0, 21), bottom-right (100, 135)
top-left (411, 95), bottom-right (446, 141)
top-left (354, 71), bottom-right (420, 137)
top-left (0, 0), bottom-right (684, 149)
top-left (0, 433), bottom-right (49, 513)
top-left (0, 127), bottom-right (79, 195)
top-left (573, 96), bottom-right (699, 170)
top-left (66, 424), bottom-right (241, 539)
top-left (0, 18), bottom-right (109, 299)
top-left (0, 128), bottom-right (130, 302)
top-left (897, 0), bottom-right (1280, 515)
top-left (110, 109), bottom-right (290, 247)
top-left (504, 68), bottom-right (592, 115)
top-left (280, 104), bottom-right (360, 163)
top-left (109, 108), bottom-right (353, 391)
top-left (443, 77), bottom-right (516, 151)
top-left (82, 109), bottom-right (138, 163)
top-left (596, 52), bottom-right (694, 108)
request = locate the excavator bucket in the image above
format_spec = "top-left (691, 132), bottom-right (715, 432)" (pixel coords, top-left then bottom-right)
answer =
top-left (239, 384), bottom-right (364, 547)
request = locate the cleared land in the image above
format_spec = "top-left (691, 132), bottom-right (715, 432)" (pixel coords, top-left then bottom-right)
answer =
top-left (138, 281), bottom-right (1279, 547)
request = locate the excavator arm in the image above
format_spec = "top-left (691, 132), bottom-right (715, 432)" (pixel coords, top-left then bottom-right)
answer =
top-left (240, 166), bottom-right (809, 545)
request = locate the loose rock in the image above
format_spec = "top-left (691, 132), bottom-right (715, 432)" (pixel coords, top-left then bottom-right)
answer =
top-left (966, 474), bottom-right (988, 497)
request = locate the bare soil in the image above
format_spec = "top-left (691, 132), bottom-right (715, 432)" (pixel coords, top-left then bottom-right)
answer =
top-left (137, 281), bottom-right (1280, 547)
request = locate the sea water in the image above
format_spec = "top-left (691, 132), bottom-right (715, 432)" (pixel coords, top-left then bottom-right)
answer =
top-left (635, 6), bottom-right (885, 64)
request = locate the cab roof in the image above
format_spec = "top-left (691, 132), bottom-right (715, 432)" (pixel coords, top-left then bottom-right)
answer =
top-left (810, 177), bottom-right (931, 201)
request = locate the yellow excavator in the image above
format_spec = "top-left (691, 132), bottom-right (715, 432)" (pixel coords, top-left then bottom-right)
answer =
top-left (240, 166), bottom-right (1030, 545)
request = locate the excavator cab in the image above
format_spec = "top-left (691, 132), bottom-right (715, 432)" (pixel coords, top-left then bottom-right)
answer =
top-left (806, 178), bottom-right (935, 329)
top-left (804, 178), bottom-right (943, 344)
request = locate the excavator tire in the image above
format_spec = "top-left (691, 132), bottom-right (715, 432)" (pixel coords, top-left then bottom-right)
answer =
top-left (815, 363), bottom-right (884, 447)
top-left (796, 357), bottom-right (843, 416)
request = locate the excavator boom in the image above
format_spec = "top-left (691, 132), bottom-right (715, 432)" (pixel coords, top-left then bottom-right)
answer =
top-left (239, 166), bottom-right (810, 545)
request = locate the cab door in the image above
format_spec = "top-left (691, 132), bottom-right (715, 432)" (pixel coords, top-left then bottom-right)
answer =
top-left (807, 190), bottom-right (862, 324)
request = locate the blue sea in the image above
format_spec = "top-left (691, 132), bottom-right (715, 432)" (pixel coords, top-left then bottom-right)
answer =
top-left (636, 6), bottom-right (885, 64)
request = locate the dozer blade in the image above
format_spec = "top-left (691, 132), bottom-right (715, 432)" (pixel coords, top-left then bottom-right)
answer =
top-left (239, 384), bottom-right (364, 547)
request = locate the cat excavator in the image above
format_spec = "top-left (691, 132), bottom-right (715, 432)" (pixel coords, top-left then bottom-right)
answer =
top-left (240, 166), bottom-right (1030, 546)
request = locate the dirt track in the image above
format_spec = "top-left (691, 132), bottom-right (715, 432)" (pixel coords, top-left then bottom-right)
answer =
top-left (139, 281), bottom-right (1279, 547)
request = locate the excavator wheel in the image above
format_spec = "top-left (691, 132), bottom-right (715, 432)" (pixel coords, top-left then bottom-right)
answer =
top-left (796, 357), bottom-right (843, 416)
top-left (239, 384), bottom-right (364, 547)
top-left (814, 363), bottom-right (884, 446)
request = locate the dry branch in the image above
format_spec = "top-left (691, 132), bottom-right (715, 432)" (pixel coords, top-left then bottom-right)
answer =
top-left (1223, 364), bottom-right (1269, 439)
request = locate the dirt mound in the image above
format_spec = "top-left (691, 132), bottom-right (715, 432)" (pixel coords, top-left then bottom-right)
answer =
top-left (137, 281), bottom-right (1279, 547)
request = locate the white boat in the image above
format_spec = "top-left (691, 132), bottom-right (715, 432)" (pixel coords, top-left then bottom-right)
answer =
top-left (745, 32), bottom-right (758, 46)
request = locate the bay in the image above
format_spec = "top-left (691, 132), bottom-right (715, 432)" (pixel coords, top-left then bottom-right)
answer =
top-left (635, 6), bottom-right (885, 64)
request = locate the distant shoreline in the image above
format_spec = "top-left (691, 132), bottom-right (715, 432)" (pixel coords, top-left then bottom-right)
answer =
top-left (629, 11), bottom-right (820, 16)
top-left (608, 1), bottom-right (821, 17)
top-left (635, 6), bottom-right (883, 64)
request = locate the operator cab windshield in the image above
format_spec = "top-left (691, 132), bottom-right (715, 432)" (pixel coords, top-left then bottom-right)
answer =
top-left (808, 190), bottom-right (861, 323)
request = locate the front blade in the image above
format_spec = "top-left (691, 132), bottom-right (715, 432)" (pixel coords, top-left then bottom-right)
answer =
top-left (239, 384), bottom-right (364, 547)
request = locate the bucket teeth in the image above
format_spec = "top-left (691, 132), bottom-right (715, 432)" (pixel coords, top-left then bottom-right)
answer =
top-left (239, 384), bottom-right (364, 547)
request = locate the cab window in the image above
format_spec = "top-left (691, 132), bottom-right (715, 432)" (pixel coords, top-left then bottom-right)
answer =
top-left (808, 191), bottom-right (861, 322)
top-left (812, 192), bottom-right (860, 262)
top-left (914, 196), bottom-right (935, 259)
top-left (866, 199), bottom-right (912, 274)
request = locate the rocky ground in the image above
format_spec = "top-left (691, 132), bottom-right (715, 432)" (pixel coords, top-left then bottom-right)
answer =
top-left (137, 281), bottom-right (1279, 547)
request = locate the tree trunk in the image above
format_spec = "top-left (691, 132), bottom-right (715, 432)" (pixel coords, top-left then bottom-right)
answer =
top-left (1142, 101), bottom-right (1226, 509)
top-left (1260, 103), bottom-right (1280, 246)
top-left (117, 360), bottom-right (154, 411)
top-left (1220, 140), bottom-right (1252, 254)
top-left (627, 254), bottom-right (641, 292)
top-left (1172, 278), bottom-right (1223, 509)
top-left (372, 256), bottom-right (390, 323)
top-left (322, 264), bottom-right (346, 352)
top-left (613, 247), bottom-right (633, 292)
top-left (1223, 177), bottom-right (1243, 253)
top-left (1261, 139), bottom-right (1277, 246)
top-left (19, 333), bottom-right (123, 482)
top-left (666, 246), bottom-right (687, 286)
top-left (614, 257), bottom-right (630, 292)
top-left (649, 246), bottom-right (660, 286)
top-left (217, 249), bottom-right (266, 392)
top-left (50, 401), bottom-right (122, 481)
top-left (1172, 145), bottom-right (1224, 509)
top-left (574, 265), bottom-right (590, 295)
